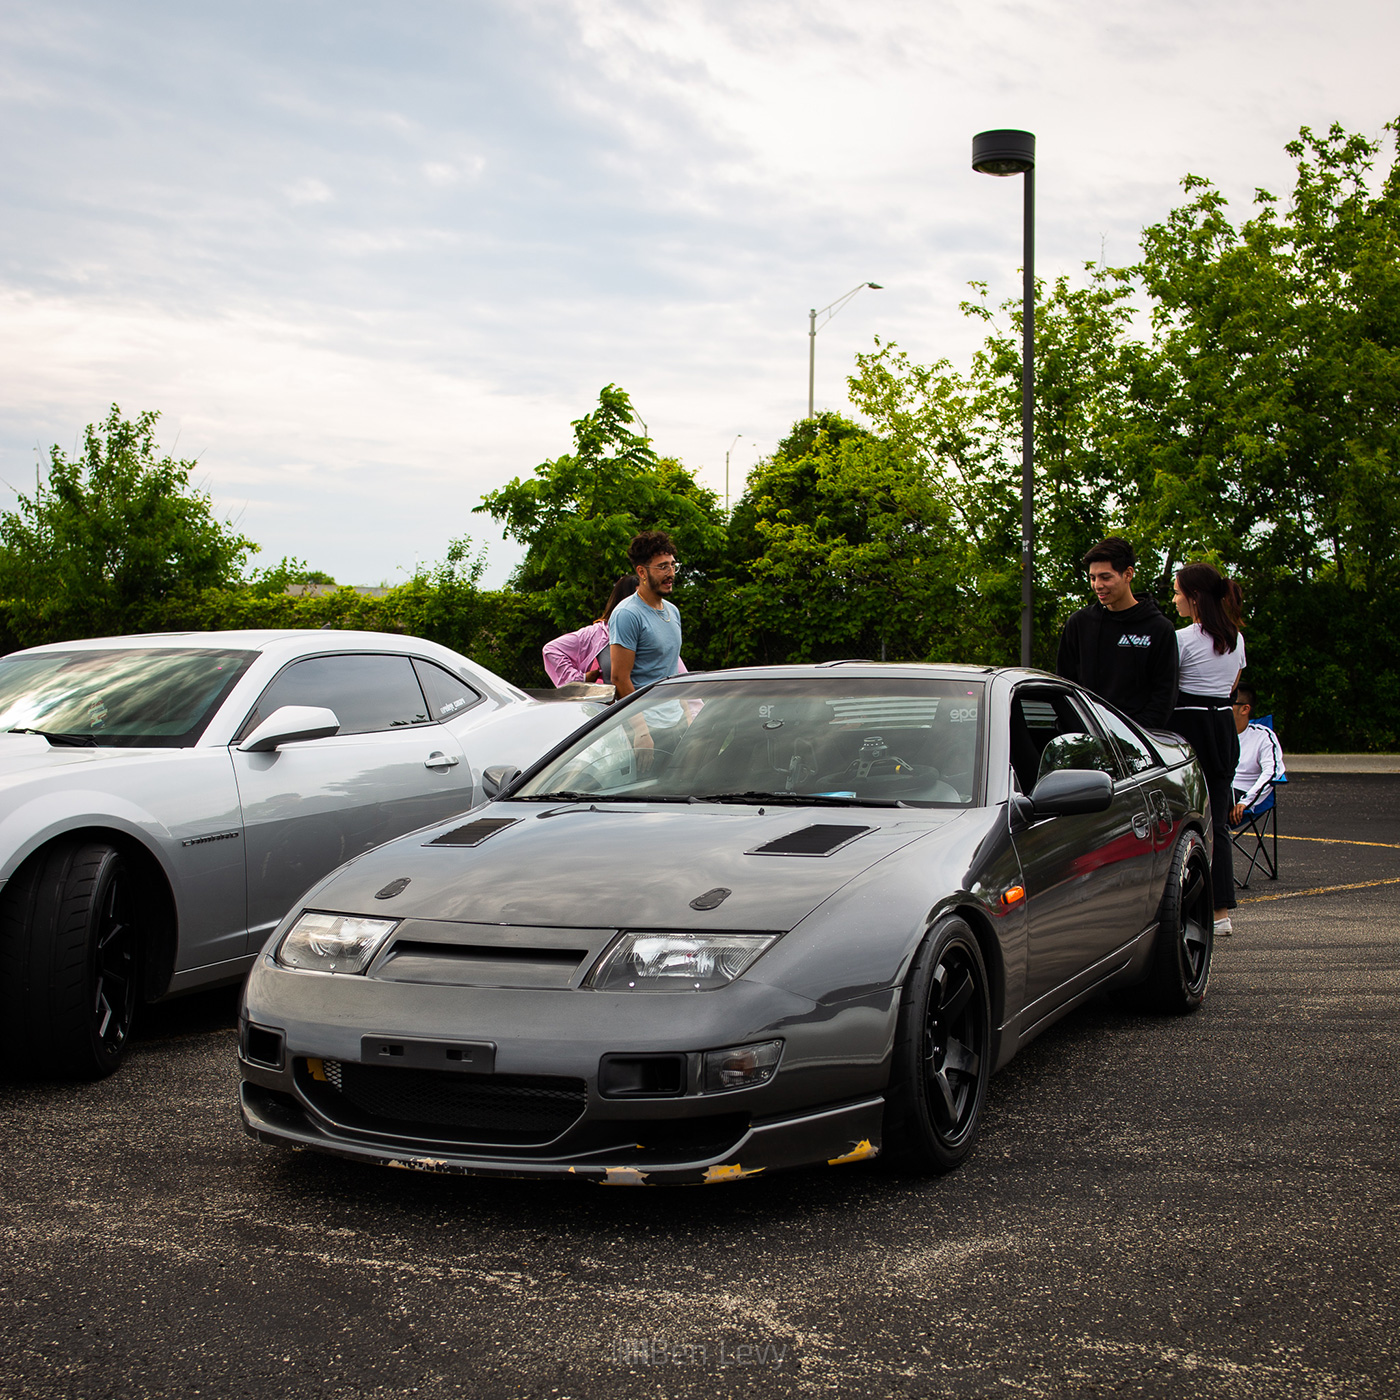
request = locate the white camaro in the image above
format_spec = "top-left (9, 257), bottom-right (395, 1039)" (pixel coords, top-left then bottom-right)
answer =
top-left (0, 630), bottom-right (602, 1080)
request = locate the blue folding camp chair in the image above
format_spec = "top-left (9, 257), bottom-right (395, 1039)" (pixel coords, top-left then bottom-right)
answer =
top-left (1231, 714), bottom-right (1286, 889)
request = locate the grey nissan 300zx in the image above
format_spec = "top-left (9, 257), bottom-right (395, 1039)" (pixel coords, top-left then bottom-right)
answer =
top-left (239, 664), bottom-right (1214, 1184)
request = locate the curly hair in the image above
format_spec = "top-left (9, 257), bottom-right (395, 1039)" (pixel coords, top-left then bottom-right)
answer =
top-left (627, 530), bottom-right (676, 569)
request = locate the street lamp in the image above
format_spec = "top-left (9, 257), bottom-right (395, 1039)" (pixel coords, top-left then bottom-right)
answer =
top-left (808, 281), bottom-right (882, 419)
top-left (725, 434), bottom-right (743, 514)
top-left (972, 128), bottom-right (1036, 669)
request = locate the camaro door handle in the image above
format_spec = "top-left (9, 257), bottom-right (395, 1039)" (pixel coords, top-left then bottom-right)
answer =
top-left (424, 752), bottom-right (460, 769)
top-left (1132, 812), bottom-right (1151, 840)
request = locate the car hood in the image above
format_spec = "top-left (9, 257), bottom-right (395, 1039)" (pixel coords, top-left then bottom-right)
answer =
top-left (308, 802), bottom-right (969, 933)
top-left (0, 732), bottom-right (109, 779)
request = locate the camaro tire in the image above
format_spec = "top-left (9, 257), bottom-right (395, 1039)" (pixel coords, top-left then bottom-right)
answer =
top-left (0, 839), bottom-right (141, 1079)
top-left (1145, 829), bottom-right (1213, 1015)
top-left (883, 917), bottom-right (991, 1173)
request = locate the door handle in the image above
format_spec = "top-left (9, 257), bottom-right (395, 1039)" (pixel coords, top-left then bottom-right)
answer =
top-left (424, 752), bottom-right (460, 769)
top-left (1132, 813), bottom-right (1151, 840)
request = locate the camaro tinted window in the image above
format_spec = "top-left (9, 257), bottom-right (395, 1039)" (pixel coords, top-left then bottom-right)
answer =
top-left (412, 659), bottom-right (482, 722)
top-left (244, 655), bottom-right (431, 737)
top-left (515, 677), bottom-right (985, 806)
top-left (0, 648), bottom-right (256, 747)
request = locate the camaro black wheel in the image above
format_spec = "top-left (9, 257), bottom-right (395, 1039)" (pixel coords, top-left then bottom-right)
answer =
top-left (0, 839), bottom-right (141, 1079)
top-left (884, 917), bottom-right (991, 1173)
top-left (1145, 829), bottom-right (1213, 1015)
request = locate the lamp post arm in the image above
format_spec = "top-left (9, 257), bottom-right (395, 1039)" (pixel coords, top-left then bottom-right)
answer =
top-left (808, 281), bottom-right (882, 420)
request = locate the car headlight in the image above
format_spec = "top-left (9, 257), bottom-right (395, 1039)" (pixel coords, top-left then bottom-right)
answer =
top-left (590, 932), bottom-right (778, 991)
top-left (703, 1040), bottom-right (783, 1093)
top-left (275, 912), bottom-right (399, 974)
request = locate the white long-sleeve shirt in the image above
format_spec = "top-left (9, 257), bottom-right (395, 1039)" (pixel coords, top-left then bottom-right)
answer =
top-left (1233, 722), bottom-right (1286, 810)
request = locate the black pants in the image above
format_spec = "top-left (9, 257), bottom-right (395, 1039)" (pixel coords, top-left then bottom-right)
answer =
top-left (1169, 694), bottom-right (1241, 914)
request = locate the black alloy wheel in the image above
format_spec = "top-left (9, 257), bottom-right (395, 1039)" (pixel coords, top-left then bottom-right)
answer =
top-left (884, 917), bottom-right (992, 1173)
top-left (1145, 829), bottom-right (1213, 1014)
top-left (0, 839), bottom-right (142, 1079)
top-left (88, 850), bottom-right (139, 1064)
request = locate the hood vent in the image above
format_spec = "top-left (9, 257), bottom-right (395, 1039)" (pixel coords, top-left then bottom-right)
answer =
top-left (749, 824), bottom-right (872, 857)
top-left (427, 817), bottom-right (520, 847)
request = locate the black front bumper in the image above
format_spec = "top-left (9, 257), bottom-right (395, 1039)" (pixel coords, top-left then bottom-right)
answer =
top-left (240, 1080), bottom-right (884, 1184)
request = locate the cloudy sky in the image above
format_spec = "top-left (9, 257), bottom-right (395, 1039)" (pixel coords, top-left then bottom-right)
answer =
top-left (0, 1), bottom-right (1395, 588)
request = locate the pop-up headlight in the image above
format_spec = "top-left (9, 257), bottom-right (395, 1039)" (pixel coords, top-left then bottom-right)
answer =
top-left (590, 932), bottom-right (778, 991)
top-left (275, 912), bottom-right (398, 974)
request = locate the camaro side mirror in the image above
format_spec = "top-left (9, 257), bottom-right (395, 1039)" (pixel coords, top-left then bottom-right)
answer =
top-left (1029, 767), bottom-right (1113, 817)
top-left (481, 764), bottom-right (522, 799)
top-left (238, 705), bottom-right (341, 753)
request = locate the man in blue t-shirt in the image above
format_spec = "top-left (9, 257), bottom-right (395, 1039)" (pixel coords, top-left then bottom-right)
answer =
top-left (609, 530), bottom-right (683, 698)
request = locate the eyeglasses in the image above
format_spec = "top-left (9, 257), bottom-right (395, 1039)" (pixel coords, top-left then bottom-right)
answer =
top-left (647, 561), bottom-right (681, 574)
top-left (1231, 702), bottom-right (1249, 709)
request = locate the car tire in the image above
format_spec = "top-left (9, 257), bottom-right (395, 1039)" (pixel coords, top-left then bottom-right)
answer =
top-left (0, 839), bottom-right (141, 1079)
top-left (1145, 829), bottom-right (1213, 1015)
top-left (883, 917), bottom-right (991, 1174)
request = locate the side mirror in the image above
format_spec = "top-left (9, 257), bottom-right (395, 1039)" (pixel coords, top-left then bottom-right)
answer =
top-left (481, 764), bottom-right (522, 799)
top-left (237, 705), bottom-right (341, 753)
top-left (1029, 767), bottom-right (1113, 817)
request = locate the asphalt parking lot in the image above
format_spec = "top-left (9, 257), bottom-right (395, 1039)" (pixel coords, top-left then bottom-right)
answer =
top-left (2, 773), bottom-right (1397, 1400)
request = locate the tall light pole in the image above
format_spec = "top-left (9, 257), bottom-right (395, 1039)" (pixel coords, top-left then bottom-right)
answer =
top-left (725, 434), bottom-right (743, 514)
top-left (808, 281), bottom-right (882, 419)
top-left (973, 128), bottom-right (1036, 669)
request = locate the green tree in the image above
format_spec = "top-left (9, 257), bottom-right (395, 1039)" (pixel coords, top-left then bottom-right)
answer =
top-left (474, 385), bottom-right (727, 628)
top-left (1126, 120), bottom-right (1400, 746)
top-left (0, 406), bottom-right (257, 645)
top-left (848, 269), bottom-right (1149, 664)
top-left (710, 416), bottom-right (968, 666)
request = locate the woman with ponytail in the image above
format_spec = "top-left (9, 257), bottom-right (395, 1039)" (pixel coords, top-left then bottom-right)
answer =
top-left (1170, 563), bottom-right (1247, 936)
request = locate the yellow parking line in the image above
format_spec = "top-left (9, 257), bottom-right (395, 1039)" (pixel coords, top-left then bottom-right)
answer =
top-left (1243, 876), bottom-right (1400, 903)
top-left (1276, 834), bottom-right (1400, 850)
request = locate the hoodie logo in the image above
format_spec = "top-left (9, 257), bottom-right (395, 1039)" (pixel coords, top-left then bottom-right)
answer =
top-left (1118, 634), bottom-right (1153, 648)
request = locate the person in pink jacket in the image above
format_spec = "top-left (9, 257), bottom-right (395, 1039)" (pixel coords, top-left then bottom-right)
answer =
top-left (542, 576), bottom-right (637, 686)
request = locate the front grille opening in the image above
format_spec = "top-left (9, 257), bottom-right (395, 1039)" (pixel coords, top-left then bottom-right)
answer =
top-left (299, 1060), bottom-right (586, 1146)
top-left (598, 1053), bottom-right (687, 1098)
top-left (242, 1023), bottom-right (285, 1069)
top-left (390, 941), bottom-right (587, 969)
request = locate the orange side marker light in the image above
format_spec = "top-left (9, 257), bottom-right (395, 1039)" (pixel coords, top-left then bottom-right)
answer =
top-left (1001, 885), bottom-right (1026, 907)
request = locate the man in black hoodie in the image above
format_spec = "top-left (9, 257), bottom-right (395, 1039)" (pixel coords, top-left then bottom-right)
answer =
top-left (1056, 538), bottom-right (1177, 728)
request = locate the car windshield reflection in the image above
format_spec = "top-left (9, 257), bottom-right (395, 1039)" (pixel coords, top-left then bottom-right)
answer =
top-left (513, 677), bottom-right (985, 807)
top-left (0, 648), bottom-right (257, 747)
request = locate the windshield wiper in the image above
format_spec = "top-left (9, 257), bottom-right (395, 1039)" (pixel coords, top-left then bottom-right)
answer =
top-left (696, 790), bottom-right (908, 808)
top-left (8, 727), bottom-right (97, 748)
top-left (512, 791), bottom-right (702, 804)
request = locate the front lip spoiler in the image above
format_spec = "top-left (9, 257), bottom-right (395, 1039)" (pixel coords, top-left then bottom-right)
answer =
top-left (240, 1083), bottom-right (884, 1184)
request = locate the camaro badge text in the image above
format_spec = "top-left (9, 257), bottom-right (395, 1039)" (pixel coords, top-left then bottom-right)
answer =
top-left (180, 830), bottom-right (241, 848)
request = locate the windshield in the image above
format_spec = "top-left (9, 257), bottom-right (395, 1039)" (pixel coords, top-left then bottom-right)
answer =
top-left (0, 648), bottom-right (257, 747)
top-left (513, 676), bottom-right (985, 807)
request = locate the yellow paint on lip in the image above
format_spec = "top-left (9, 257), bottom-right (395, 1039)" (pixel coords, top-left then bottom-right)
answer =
top-left (703, 1162), bottom-right (764, 1183)
top-left (306, 1057), bottom-right (327, 1081)
top-left (828, 1140), bottom-right (879, 1166)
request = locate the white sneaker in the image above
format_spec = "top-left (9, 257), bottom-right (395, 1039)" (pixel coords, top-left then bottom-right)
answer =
top-left (1214, 917), bottom-right (1233, 937)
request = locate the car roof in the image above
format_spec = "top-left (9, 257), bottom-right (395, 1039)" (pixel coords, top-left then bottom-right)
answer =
top-left (15, 630), bottom-right (436, 657)
top-left (660, 661), bottom-right (1003, 684)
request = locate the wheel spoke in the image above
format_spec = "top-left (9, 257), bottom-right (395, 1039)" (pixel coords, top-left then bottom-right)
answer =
top-left (942, 1035), bottom-right (980, 1081)
top-left (1182, 871), bottom-right (1207, 910)
top-left (937, 966), bottom-right (974, 1024)
top-left (94, 990), bottom-right (113, 1039)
